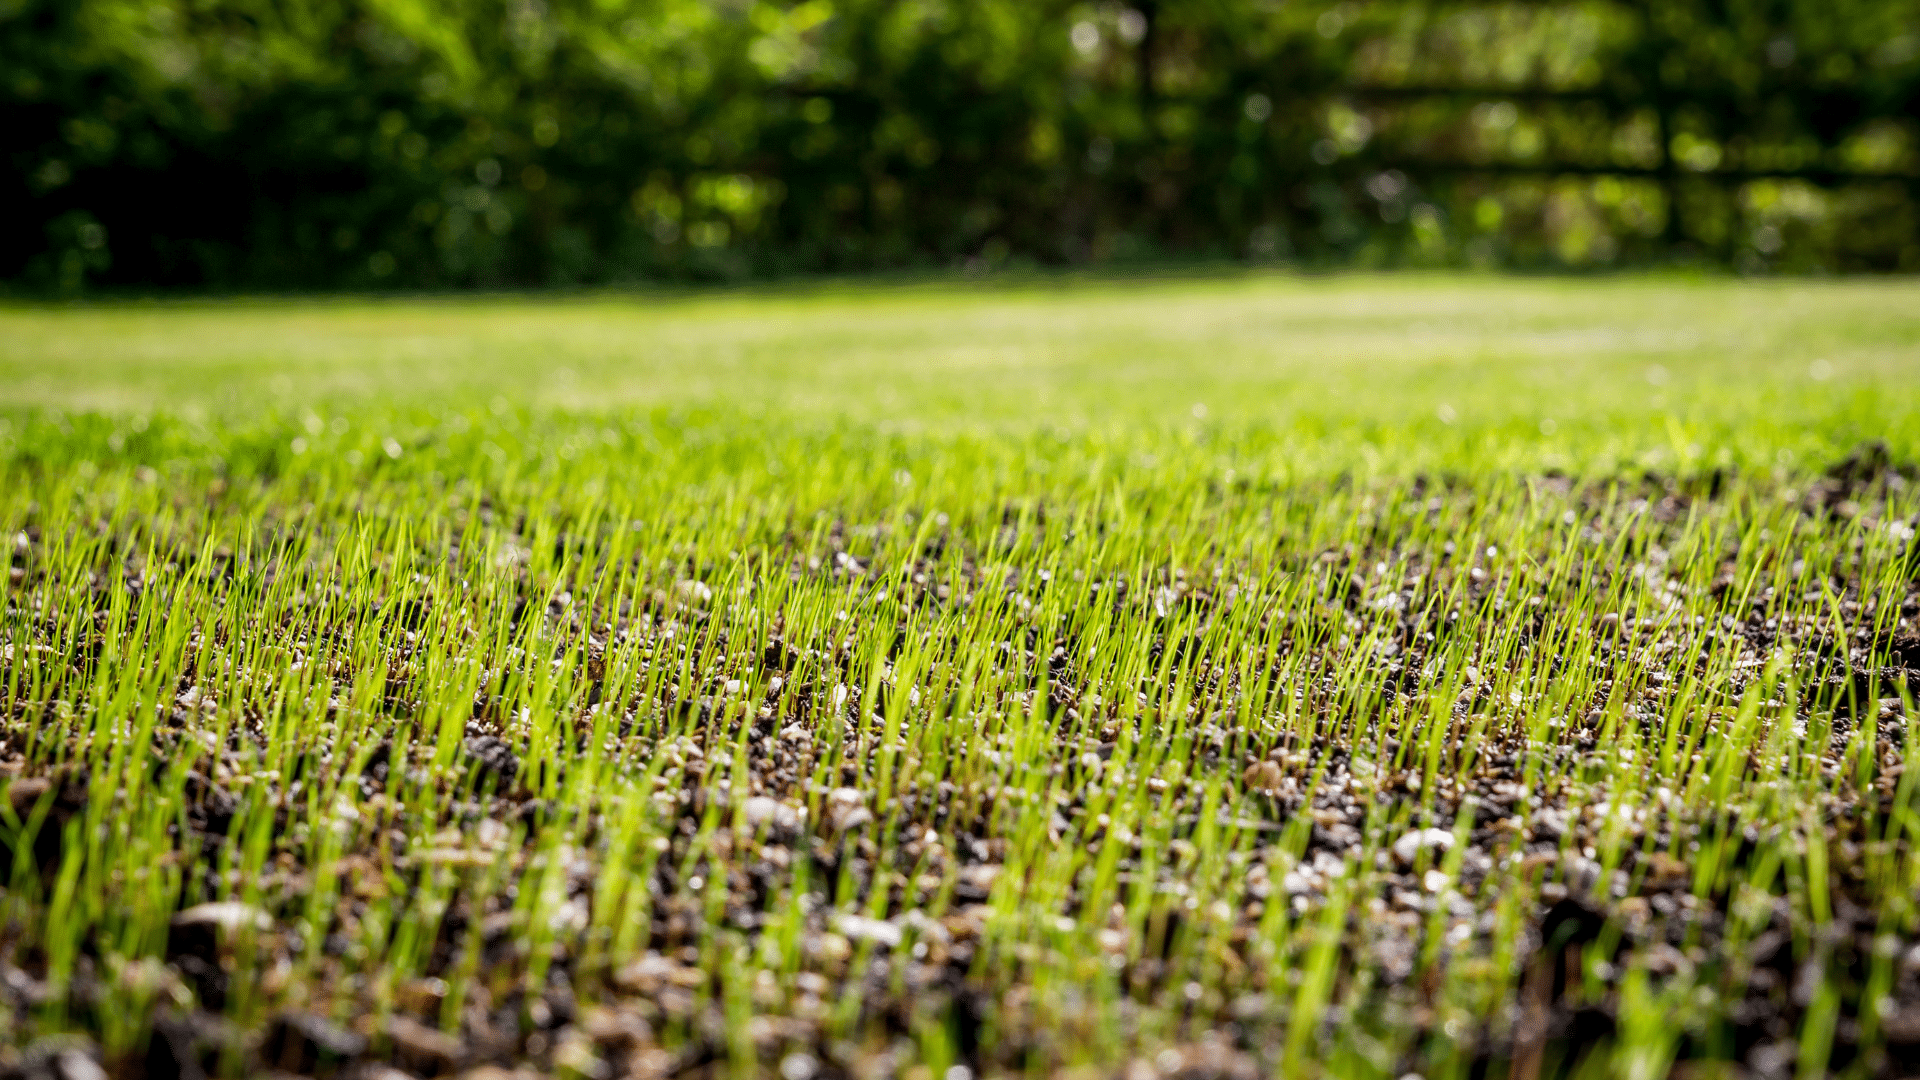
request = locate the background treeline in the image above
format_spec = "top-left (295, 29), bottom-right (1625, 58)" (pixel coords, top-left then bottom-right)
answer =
top-left (5, 0), bottom-right (1918, 292)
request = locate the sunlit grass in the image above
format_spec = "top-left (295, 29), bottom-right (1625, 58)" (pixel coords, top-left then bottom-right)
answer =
top-left (1, 274), bottom-right (1918, 1078)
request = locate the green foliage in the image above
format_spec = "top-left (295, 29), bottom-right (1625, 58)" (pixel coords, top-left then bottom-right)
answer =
top-left (4, 0), bottom-right (1917, 292)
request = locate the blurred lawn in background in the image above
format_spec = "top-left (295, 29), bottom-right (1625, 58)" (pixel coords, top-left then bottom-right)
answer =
top-left (3, 274), bottom-right (1916, 476)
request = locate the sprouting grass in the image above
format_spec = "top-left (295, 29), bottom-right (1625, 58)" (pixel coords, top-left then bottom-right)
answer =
top-left (1, 273), bottom-right (1918, 1079)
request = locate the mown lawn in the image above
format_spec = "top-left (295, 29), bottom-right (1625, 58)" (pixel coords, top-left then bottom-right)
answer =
top-left (2, 273), bottom-right (1919, 1080)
